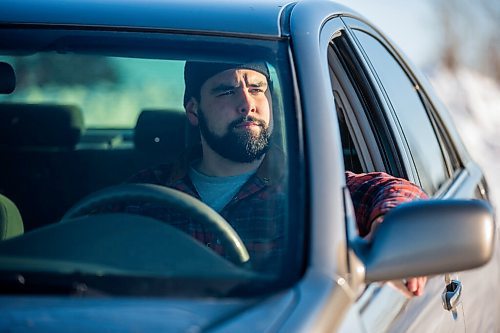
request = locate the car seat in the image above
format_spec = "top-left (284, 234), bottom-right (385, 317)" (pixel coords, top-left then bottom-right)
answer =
top-left (0, 193), bottom-right (24, 240)
top-left (134, 109), bottom-right (186, 153)
top-left (0, 102), bottom-right (84, 230)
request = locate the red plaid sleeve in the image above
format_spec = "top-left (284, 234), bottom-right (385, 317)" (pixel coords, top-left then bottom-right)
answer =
top-left (346, 171), bottom-right (428, 237)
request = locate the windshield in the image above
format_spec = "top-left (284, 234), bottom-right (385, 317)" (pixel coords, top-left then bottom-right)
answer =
top-left (0, 29), bottom-right (304, 297)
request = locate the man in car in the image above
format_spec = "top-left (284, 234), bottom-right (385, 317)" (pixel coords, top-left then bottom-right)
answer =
top-left (129, 61), bottom-right (428, 296)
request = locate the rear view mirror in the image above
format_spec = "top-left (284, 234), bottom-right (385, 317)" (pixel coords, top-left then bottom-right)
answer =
top-left (358, 199), bottom-right (495, 282)
top-left (0, 62), bottom-right (15, 94)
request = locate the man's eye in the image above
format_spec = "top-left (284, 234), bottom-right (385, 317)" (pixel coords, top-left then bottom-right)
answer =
top-left (217, 90), bottom-right (234, 97)
top-left (250, 88), bottom-right (264, 94)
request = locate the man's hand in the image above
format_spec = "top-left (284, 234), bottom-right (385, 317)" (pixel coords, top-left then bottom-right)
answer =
top-left (389, 276), bottom-right (427, 298)
top-left (366, 218), bottom-right (428, 297)
top-left (405, 276), bottom-right (427, 296)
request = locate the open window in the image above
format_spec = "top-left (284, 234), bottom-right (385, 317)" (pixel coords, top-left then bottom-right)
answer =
top-left (327, 31), bottom-right (402, 176)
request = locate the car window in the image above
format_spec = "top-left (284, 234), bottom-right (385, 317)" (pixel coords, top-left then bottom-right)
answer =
top-left (327, 32), bottom-right (405, 177)
top-left (0, 29), bottom-right (304, 297)
top-left (1, 54), bottom-right (185, 128)
top-left (352, 30), bottom-right (449, 195)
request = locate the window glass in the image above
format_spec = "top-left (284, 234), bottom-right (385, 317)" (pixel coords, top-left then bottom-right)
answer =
top-left (0, 29), bottom-right (302, 297)
top-left (1, 54), bottom-right (184, 128)
top-left (354, 30), bottom-right (448, 194)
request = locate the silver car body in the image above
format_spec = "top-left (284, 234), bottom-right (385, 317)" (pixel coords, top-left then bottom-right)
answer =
top-left (0, 0), bottom-right (498, 332)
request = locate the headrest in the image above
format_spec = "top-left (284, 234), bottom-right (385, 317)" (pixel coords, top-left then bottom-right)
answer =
top-left (0, 62), bottom-right (15, 94)
top-left (0, 103), bottom-right (84, 149)
top-left (134, 110), bottom-right (186, 155)
top-left (0, 193), bottom-right (24, 240)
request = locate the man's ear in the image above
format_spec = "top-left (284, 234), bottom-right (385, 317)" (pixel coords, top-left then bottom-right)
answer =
top-left (185, 98), bottom-right (199, 126)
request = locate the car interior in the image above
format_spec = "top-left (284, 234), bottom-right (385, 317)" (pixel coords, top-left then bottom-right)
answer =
top-left (0, 63), bottom-right (192, 231)
top-left (0, 56), bottom-right (292, 290)
top-left (0, 103), bottom-right (193, 233)
top-left (0, 34), bottom-right (371, 294)
top-left (0, 53), bottom-right (364, 236)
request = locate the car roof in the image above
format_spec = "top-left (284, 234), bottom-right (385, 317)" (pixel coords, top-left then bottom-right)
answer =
top-left (0, 0), bottom-right (359, 38)
top-left (0, 0), bottom-right (301, 38)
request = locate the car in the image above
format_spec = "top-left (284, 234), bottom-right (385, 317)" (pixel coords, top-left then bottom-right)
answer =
top-left (0, 0), bottom-right (498, 332)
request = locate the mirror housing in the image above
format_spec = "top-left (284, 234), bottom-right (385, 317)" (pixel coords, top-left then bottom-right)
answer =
top-left (355, 199), bottom-right (495, 283)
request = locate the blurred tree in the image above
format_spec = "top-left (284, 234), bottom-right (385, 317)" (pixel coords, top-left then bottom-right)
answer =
top-left (480, 0), bottom-right (500, 82)
top-left (13, 53), bottom-right (120, 89)
top-left (438, 0), bottom-right (459, 71)
top-left (436, 0), bottom-right (499, 82)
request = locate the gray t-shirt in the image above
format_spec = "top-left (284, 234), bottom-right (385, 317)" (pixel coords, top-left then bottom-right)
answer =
top-left (188, 167), bottom-right (254, 212)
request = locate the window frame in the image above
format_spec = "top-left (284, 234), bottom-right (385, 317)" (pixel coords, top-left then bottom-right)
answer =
top-left (327, 30), bottom-right (406, 177)
top-left (342, 17), bottom-right (464, 195)
top-left (321, 18), bottom-right (419, 332)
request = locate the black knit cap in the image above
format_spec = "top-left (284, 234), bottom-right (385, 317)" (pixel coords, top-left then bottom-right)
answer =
top-left (183, 61), bottom-right (270, 106)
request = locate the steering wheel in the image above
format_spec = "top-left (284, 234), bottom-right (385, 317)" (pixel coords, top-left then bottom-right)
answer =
top-left (61, 183), bottom-right (250, 266)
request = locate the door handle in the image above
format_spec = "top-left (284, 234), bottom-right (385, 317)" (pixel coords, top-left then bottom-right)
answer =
top-left (442, 279), bottom-right (462, 311)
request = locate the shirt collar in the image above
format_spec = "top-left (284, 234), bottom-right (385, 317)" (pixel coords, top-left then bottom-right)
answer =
top-left (166, 144), bottom-right (285, 187)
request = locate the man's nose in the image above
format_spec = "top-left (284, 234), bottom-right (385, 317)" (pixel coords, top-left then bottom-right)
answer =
top-left (237, 89), bottom-right (256, 114)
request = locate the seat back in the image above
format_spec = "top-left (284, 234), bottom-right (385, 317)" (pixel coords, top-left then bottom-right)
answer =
top-left (0, 102), bottom-right (83, 149)
top-left (134, 109), bottom-right (188, 156)
top-left (0, 103), bottom-right (84, 230)
top-left (0, 193), bottom-right (24, 240)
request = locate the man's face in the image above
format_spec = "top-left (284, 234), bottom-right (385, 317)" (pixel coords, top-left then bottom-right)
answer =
top-left (190, 68), bottom-right (273, 163)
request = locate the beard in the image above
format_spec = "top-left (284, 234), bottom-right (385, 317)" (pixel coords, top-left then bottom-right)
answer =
top-left (197, 109), bottom-right (271, 163)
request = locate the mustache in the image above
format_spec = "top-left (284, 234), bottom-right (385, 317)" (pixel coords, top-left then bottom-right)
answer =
top-left (229, 116), bottom-right (267, 129)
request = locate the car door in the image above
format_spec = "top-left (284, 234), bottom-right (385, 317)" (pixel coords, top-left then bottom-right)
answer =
top-left (320, 16), bottom-right (484, 332)
top-left (342, 17), bottom-right (500, 333)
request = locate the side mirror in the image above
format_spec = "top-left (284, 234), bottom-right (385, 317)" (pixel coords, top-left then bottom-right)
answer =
top-left (356, 199), bottom-right (495, 283)
top-left (0, 62), bottom-right (16, 94)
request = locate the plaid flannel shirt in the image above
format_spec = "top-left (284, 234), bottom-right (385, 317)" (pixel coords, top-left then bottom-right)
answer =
top-left (346, 171), bottom-right (428, 237)
top-left (127, 147), bottom-right (427, 272)
top-left (127, 146), bottom-right (286, 272)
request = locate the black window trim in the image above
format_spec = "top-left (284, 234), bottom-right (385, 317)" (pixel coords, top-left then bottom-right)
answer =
top-left (328, 29), bottom-right (406, 178)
